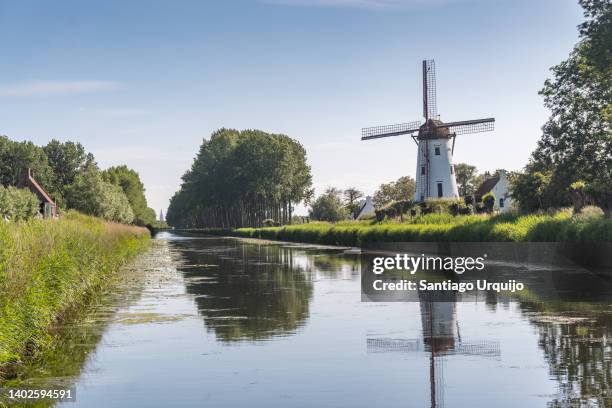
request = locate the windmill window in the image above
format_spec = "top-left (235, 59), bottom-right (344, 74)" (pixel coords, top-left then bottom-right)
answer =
top-left (437, 182), bottom-right (443, 198)
top-left (499, 198), bottom-right (504, 208)
top-left (421, 166), bottom-right (425, 175)
top-left (450, 165), bottom-right (454, 174)
top-left (434, 147), bottom-right (440, 156)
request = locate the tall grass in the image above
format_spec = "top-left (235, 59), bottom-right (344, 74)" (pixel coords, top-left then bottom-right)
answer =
top-left (221, 210), bottom-right (610, 246)
top-left (0, 211), bottom-right (149, 378)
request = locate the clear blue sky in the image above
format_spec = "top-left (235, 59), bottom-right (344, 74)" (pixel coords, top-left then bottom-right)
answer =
top-left (0, 0), bottom-right (583, 214)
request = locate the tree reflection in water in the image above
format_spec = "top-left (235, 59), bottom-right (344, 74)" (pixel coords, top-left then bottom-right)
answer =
top-left (518, 301), bottom-right (612, 407)
top-left (171, 238), bottom-right (324, 342)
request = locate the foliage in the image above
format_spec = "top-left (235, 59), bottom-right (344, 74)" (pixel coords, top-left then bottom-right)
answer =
top-left (343, 187), bottom-right (364, 218)
top-left (102, 165), bottom-right (156, 226)
top-left (511, 169), bottom-right (553, 212)
top-left (0, 212), bottom-right (149, 375)
top-left (65, 168), bottom-right (135, 224)
top-left (0, 136), bottom-right (55, 195)
top-left (0, 187), bottom-right (39, 221)
top-left (262, 218), bottom-right (277, 227)
top-left (482, 192), bottom-right (496, 213)
top-left (0, 135), bottom-right (155, 225)
top-left (166, 129), bottom-right (313, 228)
top-left (514, 0), bottom-right (611, 212)
top-left (43, 139), bottom-right (96, 204)
top-left (454, 163), bottom-right (479, 196)
top-left (584, 179), bottom-right (612, 216)
top-left (373, 176), bottom-right (416, 207)
top-left (309, 189), bottom-right (348, 222)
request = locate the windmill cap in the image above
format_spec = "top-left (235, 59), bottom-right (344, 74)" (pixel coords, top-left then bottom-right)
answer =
top-left (418, 118), bottom-right (451, 140)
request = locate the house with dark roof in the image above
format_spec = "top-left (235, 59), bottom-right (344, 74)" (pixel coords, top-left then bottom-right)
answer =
top-left (474, 170), bottom-right (512, 213)
top-left (17, 168), bottom-right (57, 218)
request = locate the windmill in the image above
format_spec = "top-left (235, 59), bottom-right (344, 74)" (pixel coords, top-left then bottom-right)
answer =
top-left (362, 60), bottom-right (495, 201)
top-left (367, 292), bottom-right (500, 408)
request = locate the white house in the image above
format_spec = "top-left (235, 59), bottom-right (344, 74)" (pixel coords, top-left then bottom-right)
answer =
top-left (474, 170), bottom-right (512, 213)
top-left (355, 196), bottom-right (376, 219)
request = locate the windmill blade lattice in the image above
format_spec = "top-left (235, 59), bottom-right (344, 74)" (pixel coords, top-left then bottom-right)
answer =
top-left (423, 59), bottom-right (437, 120)
top-left (439, 118), bottom-right (495, 135)
top-left (361, 121), bottom-right (422, 140)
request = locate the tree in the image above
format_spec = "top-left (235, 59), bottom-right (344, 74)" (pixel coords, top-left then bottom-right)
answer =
top-left (0, 136), bottom-right (55, 193)
top-left (516, 0), bottom-right (611, 211)
top-left (373, 176), bottom-right (415, 207)
top-left (65, 168), bottom-right (134, 224)
top-left (511, 168), bottom-right (553, 212)
top-left (454, 163), bottom-right (479, 196)
top-left (102, 165), bottom-right (155, 226)
top-left (43, 139), bottom-right (96, 202)
top-left (309, 189), bottom-right (348, 222)
top-left (344, 187), bottom-right (364, 219)
top-left (166, 129), bottom-right (313, 228)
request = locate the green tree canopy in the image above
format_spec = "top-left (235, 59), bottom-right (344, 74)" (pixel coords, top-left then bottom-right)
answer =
top-left (0, 136), bottom-right (55, 194)
top-left (309, 188), bottom-right (348, 222)
top-left (43, 139), bottom-right (96, 200)
top-left (513, 0), bottom-right (611, 212)
top-left (454, 163), bottom-right (479, 196)
top-left (373, 176), bottom-right (416, 207)
top-left (102, 165), bottom-right (155, 226)
top-left (65, 168), bottom-right (134, 224)
top-left (167, 129), bottom-right (313, 228)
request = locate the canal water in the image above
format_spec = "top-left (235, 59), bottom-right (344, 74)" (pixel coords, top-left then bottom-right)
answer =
top-left (12, 232), bottom-right (612, 407)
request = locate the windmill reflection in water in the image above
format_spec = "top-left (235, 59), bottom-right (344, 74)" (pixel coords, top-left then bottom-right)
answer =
top-left (367, 291), bottom-right (500, 408)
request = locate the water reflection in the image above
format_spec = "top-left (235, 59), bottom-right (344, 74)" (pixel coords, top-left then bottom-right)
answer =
top-left (518, 301), bottom-right (612, 406)
top-left (368, 291), bottom-right (500, 408)
top-left (169, 237), bottom-right (319, 342)
top-left (11, 233), bottom-right (609, 407)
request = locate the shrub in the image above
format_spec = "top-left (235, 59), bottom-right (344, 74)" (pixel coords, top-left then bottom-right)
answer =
top-left (309, 192), bottom-right (348, 222)
top-left (262, 218), bottom-right (276, 227)
top-left (482, 192), bottom-right (496, 213)
top-left (0, 186), bottom-right (40, 221)
top-left (65, 168), bottom-right (134, 224)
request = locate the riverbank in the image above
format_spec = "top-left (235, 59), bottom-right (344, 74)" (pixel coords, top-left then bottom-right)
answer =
top-left (0, 212), bottom-right (150, 380)
top-left (190, 211), bottom-right (610, 246)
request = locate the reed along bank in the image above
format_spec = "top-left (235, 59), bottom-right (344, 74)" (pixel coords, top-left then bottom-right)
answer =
top-left (195, 211), bottom-right (611, 247)
top-left (0, 211), bottom-right (150, 379)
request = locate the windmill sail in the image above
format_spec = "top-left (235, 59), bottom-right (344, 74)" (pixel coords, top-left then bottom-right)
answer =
top-left (423, 59), bottom-right (437, 120)
top-left (361, 121), bottom-right (422, 140)
top-left (438, 118), bottom-right (495, 135)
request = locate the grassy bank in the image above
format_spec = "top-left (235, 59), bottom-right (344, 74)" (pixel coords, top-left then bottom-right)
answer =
top-left (199, 210), bottom-right (611, 246)
top-left (0, 212), bottom-right (149, 379)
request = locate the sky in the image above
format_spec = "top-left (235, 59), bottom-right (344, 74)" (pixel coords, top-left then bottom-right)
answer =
top-left (0, 0), bottom-right (584, 215)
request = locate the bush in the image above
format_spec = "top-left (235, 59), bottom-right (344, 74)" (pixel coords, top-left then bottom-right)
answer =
top-left (65, 168), bottom-right (134, 224)
top-left (262, 219), bottom-right (276, 227)
top-left (482, 192), bottom-right (496, 213)
top-left (309, 192), bottom-right (348, 222)
top-left (0, 186), bottom-right (40, 221)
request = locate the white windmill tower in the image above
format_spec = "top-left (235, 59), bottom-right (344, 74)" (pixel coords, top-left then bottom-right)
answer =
top-left (362, 60), bottom-right (495, 201)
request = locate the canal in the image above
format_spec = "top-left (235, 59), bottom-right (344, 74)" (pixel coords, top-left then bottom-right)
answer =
top-left (10, 232), bottom-right (612, 407)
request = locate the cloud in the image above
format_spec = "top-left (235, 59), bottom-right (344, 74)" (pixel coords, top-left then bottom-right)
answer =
top-left (0, 80), bottom-right (120, 97)
top-left (260, 0), bottom-right (462, 9)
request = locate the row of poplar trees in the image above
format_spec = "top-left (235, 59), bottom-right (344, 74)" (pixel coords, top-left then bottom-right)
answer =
top-left (166, 129), bottom-right (313, 228)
